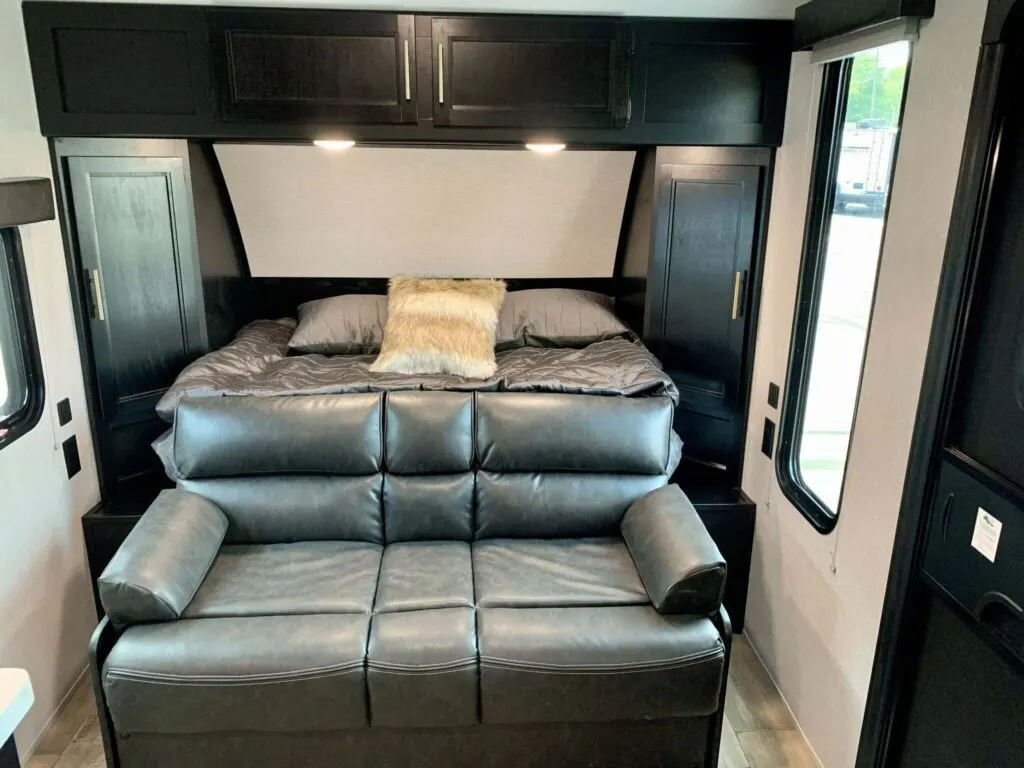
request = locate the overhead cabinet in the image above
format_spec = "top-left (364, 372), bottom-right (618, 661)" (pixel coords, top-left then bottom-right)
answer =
top-left (23, 2), bottom-right (792, 145)
top-left (430, 17), bottom-right (632, 128)
top-left (210, 10), bottom-right (418, 124)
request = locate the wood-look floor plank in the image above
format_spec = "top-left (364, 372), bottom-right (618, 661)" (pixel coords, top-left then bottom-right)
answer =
top-left (719, 714), bottom-right (751, 768)
top-left (725, 636), bottom-right (796, 733)
top-left (737, 730), bottom-right (821, 768)
top-left (50, 732), bottom-right (105, 768)
top-left (32, 680), bottom-right (94, 759)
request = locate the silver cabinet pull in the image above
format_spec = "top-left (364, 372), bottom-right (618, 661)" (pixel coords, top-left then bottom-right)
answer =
top-left (731, 271), bottom-right (743, 320)
top-left (403, 40), bottom-right (411, 101)
top-left (438, 43), bottom-right (445, 105)
top-left (90, 268), bottom-right (105, 322)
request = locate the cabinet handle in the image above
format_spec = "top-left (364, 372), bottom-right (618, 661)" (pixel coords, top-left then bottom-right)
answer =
top-left (403, 40), bottom-right (411, 101)
top-left (88, 268), bottom-right (105, 322)
top-left (731, 271), bottom-right (743, 320)
top-left (438, 43), bottom-right (444, 105)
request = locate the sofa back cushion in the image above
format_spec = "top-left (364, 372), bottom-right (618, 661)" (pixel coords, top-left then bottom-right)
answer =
top-left (169, 391), bottom-right (678, 544)
top-left (173, 395), bottom-right (384, 543)
top-left (383, 392), bottom-right (475, 541)
top-left (473, 393), bottom-right (674, 538)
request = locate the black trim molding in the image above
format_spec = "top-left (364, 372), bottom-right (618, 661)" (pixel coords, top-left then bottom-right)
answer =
top-left (0, 228), bottom-right (46, 452)
top-left (0, 177), bottom-right (54, 228)
top-left (775, 61), bottom-right (849, 534)
top-left (794, 0), bottom-right (935, 51)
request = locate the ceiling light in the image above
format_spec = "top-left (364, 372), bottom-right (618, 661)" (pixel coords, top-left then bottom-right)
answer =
top-left (313, 139), bottom-right (356, 151)
top-left (525, 142), bottom-right (566, 154)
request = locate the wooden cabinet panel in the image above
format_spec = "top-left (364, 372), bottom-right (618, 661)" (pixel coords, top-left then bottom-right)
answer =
top-left (64, 147), bottom-right (205, 486)
top-left (210, 10), bottom-right (417, 124)
top-left (647, 160), bottom-right (763, 479)
top-left (22, 2), bottom-right (210, 136)
top-left (431, 17), bottom-right (631, 128)
top-left (635, 21), bottom-right (791, 146)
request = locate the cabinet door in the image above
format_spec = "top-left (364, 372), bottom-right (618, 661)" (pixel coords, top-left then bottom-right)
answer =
top-left (647, 163), bottom-right (761, 475)
top-left (431, 17), bottom-right (632, 128)
top-left (67, 154), bottom-right (204, 480)
top-left (210, 10), bottom-right (417, 124)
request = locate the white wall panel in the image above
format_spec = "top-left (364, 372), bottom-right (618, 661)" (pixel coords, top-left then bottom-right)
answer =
top-left (0, 0), bottom-right (101, 759)
top-left (740, 2), bottom-right (988, 767)
top-left (216, 144), bottom-right (635, 278)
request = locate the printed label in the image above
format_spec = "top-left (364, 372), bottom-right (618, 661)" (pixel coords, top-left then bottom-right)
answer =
top-left (970, 507), bottom-right (1002, 564)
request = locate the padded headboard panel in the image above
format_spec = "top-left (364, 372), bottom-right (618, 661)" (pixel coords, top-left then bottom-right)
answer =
top-left (215, 144), bottom-right (635, 279)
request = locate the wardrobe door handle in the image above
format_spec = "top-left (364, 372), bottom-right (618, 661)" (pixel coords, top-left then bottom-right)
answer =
top-left (438, 43), bottom-right (445, 105)
top-left (731, 271), bottom-right (743, 320)
top-left (87, 268), bottom-right (105, 322)
top-left (403, 40), bottom-right (411, 101)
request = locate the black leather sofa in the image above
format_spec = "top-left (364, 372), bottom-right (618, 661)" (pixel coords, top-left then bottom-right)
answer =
top-left (90, 391), bottom-right (731, 768)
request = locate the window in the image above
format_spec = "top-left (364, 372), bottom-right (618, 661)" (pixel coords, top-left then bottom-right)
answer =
top-left (0, 228), bottom-right (44, 449)
top-left (777, 42), bottom-right (911, 532)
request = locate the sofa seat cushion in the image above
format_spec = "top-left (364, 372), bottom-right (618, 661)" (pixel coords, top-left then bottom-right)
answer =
top-left (184, 541), bottom-right (382, 618)
top-left (103, 614), bottom-right (370, 734)
top-left (478, 606), bottom-right (725, 724)
top-left (367, 607), bottom-right (478, 727)
top-left (374, 542), bottom-right (473, 613)
top-left (472, 538), bottom-right (649, 608)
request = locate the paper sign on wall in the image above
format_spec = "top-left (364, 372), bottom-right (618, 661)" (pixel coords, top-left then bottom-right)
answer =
top-left (970, 507), bottom-right (1002, 563)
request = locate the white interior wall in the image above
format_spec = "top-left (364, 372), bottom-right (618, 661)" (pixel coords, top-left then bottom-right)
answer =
top-left (0, 0), bottom-right (102, 759)
top-left (217, 144), bottom-right (635, 279)
top-left (740, 2), bottom-right (988, 767)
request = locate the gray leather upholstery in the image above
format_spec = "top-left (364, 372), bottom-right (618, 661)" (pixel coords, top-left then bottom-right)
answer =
top-left (473, 539), bottom-right (647, 608)
top-left (173, 394), bottom-right (382, 478)
top-left (622, 484), bottom-right (727, 616)
top-left (180, 475), bottom-right (383, 544)
top-left (383, 474), bottom-right (474, 541)
top-left (185, 542), bottom-right (382, 618)
top-left (385, 392), bottom-right (473, 473)
top-left (367, 607), bottom-right (478, 728)
top-left (475, 472), bottom-right (667, 538)
top-left (478, 606), bottom-right (725, 724)
top-left (476, 393), bottom-right (673, 473)
top-left (99, 490), bottom-right (227, 625)
top-left (374, 542), bottom-right (473, 613)
top-left (103, 614), bottom-right (370, 733)
top-left (98, 391), bottom-right (729, 767)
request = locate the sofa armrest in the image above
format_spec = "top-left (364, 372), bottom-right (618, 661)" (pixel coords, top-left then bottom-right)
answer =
top-left (621, 484), bottom-right (726, 616)
top-left (98, 489), bottom-right (227, 625)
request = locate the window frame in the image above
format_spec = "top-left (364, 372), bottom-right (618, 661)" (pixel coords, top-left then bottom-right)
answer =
top-left (776, 50), bottom-right (911, 533)
top-left (0, 227), bottom-right (45, 451)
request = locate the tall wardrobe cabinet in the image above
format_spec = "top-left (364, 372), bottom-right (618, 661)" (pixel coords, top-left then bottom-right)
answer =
top-left (54, 139), bottom-right (226, 496)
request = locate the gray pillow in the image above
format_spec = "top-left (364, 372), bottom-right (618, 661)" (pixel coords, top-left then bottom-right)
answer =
top-left (288, 294), bottom-right (387, 355)
top-left (496, 289), bottom-right (630, 349)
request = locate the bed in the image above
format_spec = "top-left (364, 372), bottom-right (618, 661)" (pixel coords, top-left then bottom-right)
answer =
top-left (155, 318), bottom-right (679, 422)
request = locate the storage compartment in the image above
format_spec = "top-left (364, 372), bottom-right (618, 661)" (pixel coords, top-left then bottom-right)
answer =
top-left (923, 453), bottom-right (1024, 636)
top-left (209, 10), bottom-right (417, 124)
top-left (431, 17), bottom-right (632, 129)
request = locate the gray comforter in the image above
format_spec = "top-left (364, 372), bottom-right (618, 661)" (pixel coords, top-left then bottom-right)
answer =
top-left (156, 318), bottom-right (678, 422)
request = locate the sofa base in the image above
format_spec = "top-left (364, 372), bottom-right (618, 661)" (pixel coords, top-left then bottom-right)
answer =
top-left (114, 719), bottom-right (712, 768)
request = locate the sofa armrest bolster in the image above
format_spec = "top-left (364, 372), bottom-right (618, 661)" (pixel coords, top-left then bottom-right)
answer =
top-left (621, 484), bottom-right (726, 616)
top-left (98, 489), bottom-right (227, 625)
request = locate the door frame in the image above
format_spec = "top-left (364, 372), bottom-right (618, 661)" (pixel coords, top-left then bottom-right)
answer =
top-left (855, 2), bottom-right (1021, 765)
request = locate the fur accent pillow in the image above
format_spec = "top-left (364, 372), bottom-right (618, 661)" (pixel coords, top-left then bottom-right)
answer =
top-left (370, 277), bottom-right (507, 379)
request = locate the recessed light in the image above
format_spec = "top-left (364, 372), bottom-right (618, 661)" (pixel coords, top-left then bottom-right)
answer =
top-left (525, 142), bottom-right (566, 154)
top-left (313, 139), bottom-right (356, 151)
